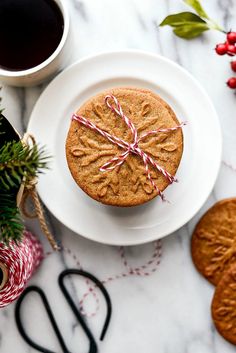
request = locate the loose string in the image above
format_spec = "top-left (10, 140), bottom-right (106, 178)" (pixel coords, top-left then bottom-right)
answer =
top-left (45, 240), bottom-right (162, 318)
top-left (21, 180), bottom-right (59, 251)
top-left (0, 235), bottom-right (161, 313)
top-left (72, 95), bottom-right (186, 201)
top-left (19, 133), bottom-right (59, 251)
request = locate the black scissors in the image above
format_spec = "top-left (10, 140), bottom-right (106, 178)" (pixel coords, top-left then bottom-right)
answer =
top-left (15, 269), bottom-right (112, 353)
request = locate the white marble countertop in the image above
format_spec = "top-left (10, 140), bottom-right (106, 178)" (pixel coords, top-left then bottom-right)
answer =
top-left (1, 0), bottom-right (236, 352)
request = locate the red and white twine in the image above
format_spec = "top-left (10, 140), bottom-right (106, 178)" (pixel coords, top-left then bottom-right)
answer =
top-left (0, 232), bottom-right (162, 315)
top-left (0, 230), bottom-right (43, 308)
top-left (61, 240), bottom-right (162, 318)
top-left (72, 95), bottom-right (186, 201)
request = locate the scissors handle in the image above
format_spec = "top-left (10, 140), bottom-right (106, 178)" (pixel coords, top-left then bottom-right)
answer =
top-left (59, 269), bottom-right (112, 341)
top-left (15, 269), bottom-right (112, 353)
top-left (15, 285), bottom-right (71, 353)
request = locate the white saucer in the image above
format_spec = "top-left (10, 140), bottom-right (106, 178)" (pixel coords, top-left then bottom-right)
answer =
top-left (28, 50), bottom-right (222, 246)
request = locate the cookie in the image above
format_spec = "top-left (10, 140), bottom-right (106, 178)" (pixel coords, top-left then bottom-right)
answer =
top-left (191, 198), bottom-right (236, 285)
top-left (66, 87), bottom-right (184, 206)
top-left (212, 264), bottom-right (236, 345)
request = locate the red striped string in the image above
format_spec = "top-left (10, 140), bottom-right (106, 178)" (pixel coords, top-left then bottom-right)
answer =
top-left (56, 240), bottom-right (162, 318)
top-left (72, 95), bottom-right (186, 201)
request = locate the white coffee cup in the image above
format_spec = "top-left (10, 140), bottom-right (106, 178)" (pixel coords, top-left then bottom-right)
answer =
top-left (0, 0), bottom-right (71, 87)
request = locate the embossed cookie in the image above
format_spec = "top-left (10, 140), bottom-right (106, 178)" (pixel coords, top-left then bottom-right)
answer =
top-left (191, 198), bottom-right (236, 285)
top-left (66, 87), bottom-right (184, 206)
top-left (212, 264), bottom-right (236, 345)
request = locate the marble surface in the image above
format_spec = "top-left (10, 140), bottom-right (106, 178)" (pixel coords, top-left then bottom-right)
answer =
top-left (1, 0), bottom-right (236, 352)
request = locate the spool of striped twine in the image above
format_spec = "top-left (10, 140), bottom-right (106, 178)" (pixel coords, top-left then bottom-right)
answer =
top-left (0, 229), bottom-right (43, 308)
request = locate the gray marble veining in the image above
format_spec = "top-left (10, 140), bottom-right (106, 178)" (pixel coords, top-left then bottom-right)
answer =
top-left (1, 0), bottom-right (236, 352)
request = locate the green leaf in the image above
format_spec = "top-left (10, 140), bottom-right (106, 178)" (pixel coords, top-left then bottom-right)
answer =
top-left (184, 0), bottom-right (209, 19)
top-left (159, 11), bottom-right (209, 39)
top-left (173, 22), bottom-right (209, 38)
top-left (159, 12), bottom-right (206, 27)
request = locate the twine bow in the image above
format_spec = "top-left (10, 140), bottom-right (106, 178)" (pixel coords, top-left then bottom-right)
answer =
top-left (17, 134), bottom-right (59, 251)
top-left (72, 95), bottom-right (186, 201)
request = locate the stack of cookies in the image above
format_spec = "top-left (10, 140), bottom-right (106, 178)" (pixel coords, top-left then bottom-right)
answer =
top-left (191, 198), bottom-right (236, 345)
top-left (66, 87), bottom-right (183, 206)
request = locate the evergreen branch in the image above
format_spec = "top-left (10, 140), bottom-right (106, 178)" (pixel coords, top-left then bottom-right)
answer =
top-left (0, 96), bottom-right (50, 244)
top-left (0, 140), bottom-right (50, 192)
top-left (0, 139), bottom-right (50, 244)
top-left (0, 193), bottom-right (24, 243)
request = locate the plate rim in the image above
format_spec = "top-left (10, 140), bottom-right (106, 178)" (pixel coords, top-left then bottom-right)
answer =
top-left (28, 49), bottom-right (222, 246)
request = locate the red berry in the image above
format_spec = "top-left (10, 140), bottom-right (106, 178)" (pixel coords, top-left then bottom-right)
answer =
top-left (227, 32), bottom-right (236, 44)
top-left (227, 77), bottom-right (236, 89)
top-left (215, 43), bottom-right (227, 55)
top-left (226, 42), bottom-right (236, 56)
top-left (231, 61), bottom-right (236, 72)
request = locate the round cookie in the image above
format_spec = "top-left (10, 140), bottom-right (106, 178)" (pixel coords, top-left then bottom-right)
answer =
top-left (191, 198), bottom-right (236, 285)
top-left (212, 264), bottom-right (236, 345)
top-left (66, 87), bottom-right (183, 206)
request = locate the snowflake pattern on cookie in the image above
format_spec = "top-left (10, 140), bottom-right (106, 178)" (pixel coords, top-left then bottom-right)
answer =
top-left (212, 264), bottom-right (236, 345)
top-left (70, 103), bottom-right (178, 196)
top-left (191, 198), bottom-right (236, 285)
top-left (66, 88), bottom-right (183, 206)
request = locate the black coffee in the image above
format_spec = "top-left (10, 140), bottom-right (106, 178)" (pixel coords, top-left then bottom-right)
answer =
top-left (0, 0), bottom-right (64, 71)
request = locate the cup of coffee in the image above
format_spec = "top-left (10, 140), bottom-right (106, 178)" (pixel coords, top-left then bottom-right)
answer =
top-left (0, 0), bottom-right (71, 87)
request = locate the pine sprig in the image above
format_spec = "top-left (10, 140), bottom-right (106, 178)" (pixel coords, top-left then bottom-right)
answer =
top-left (0, 193), bottom-right (24, 243)
top-left (0, 141), bottom-right (49, 192)
top-left (0, 139), bottom-right (50, 243)
top-left (0, 94), bottom-right (50, 244)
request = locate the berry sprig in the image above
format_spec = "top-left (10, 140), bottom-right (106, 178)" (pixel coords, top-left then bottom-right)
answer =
top-left (160, 1), bottom-right (236, 92)
top-left (215, 32), bottom-right (236, 90)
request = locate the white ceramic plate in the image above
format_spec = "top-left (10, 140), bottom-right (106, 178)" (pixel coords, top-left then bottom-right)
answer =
top-left (28, 50), bottom-right (222, 246)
